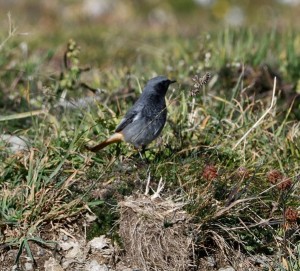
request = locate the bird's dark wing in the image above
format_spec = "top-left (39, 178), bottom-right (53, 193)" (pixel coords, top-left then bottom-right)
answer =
top-left (115, 109), bottom-right (140, 132)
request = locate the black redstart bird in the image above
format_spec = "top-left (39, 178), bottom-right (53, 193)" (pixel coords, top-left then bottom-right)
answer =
top-left (86, 76), bottom-right (176, 152)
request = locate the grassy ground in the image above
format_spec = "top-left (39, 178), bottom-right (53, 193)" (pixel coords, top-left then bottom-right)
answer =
top-left (0, 5), bottom-right (300, 270)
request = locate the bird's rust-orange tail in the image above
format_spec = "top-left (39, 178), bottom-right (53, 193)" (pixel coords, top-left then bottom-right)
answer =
top-left (86, 132), bottom-right (124, 152)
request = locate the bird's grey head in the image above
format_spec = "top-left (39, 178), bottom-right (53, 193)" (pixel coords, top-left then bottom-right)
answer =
top-left (144, 76), bottom-right (176, 96)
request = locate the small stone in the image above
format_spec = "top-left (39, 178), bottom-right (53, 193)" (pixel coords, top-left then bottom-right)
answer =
top-left (25, 262), bottom-right (33, 271)
top-left (218, 266), bottom-right (235, 271)
top-left (59, 241), bottom-right (85, 262)
top-left (88, 236), bottom-right (109, 250)
top-left (44, 257), bottom-right (64, 271)
top-left (37, 247), bottom-right (45, 256)
top-left (86, 213), bottom-right (97, 222)
top-left (85, 260), bottom-right (108, 271)
top-left (0, 134), bottom-right (29, 152)
top-left (59, 241), bottom-right (74, 251)
top-left (206, 256), bottom-right (216, 267)
top-left (65, 243), bottom-right (82, 259)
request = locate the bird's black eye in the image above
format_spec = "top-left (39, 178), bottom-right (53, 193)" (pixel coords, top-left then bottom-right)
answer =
top-left (162, 80), bottom-right (169, 87)
top-left (158, 82), bottom-right (165, 88)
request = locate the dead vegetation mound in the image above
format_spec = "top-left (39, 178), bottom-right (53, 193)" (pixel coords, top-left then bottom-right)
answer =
top-left (118, 191), bottom-right (192, 271)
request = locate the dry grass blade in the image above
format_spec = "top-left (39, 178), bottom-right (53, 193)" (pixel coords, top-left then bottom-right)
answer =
top-left (0, 110), bottom-right (47, 122)
top-left (0, 13), bottom-right (17, 51)
top-left (233, 77), bottom-right (277, 150)
top-left (214, 197), bottom-right (257, 218)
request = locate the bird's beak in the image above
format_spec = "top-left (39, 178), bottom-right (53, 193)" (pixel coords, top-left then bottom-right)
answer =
top-left (169, 79), bottom-right (177, 84)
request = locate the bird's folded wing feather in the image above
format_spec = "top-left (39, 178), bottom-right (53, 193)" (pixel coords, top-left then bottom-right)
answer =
top-left (115, 109), bottom-right (140, 132)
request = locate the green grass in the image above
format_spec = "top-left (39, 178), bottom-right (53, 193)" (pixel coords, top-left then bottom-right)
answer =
top-left (0, 20), bottom-right (299, 270)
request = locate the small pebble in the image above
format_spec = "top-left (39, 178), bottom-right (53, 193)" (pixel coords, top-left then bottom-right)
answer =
top-left (25, 262), bottom-right (33, 271)
top-left (218, 267), bottom-right (235, 271)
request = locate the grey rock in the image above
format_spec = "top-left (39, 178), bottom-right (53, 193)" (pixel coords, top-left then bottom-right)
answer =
top-left (88, 236), bottom-right (109, 250)
top-left (44, 257), bottom-right (64, 271)
top-left (218, 267), bottom-right (235, 271)
top-left (85, 260), bottom-right (108, 271)
top-left (0, 134), bottom-right (29, 152)
top-left (25, 262), bottom-right (33, 271)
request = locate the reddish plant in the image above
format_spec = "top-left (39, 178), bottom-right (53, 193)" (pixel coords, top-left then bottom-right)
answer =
top-left (277, 177), bottom-right (292, 191)
top-left (236, 166), bottom-right (250, 179)
top-left (285, 207), bottom-right (298, 222)
top-left (267, 169), bottom-right (283, 184)
top-left (202, 165), bottom-right (218, 181)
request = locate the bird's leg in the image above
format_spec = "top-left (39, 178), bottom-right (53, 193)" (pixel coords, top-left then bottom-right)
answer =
top-left (137, 146), bottom-right (145, 159)
top-left (142, 145), bottom-right (147, 154)
top-left (138, 150), bottom-right (144, 160)
top-left (137, 145), bottom-right (149, 163)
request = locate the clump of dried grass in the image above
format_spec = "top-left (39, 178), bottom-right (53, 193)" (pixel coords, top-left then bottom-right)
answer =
top-left (118, 187), bottom-right (192, 271)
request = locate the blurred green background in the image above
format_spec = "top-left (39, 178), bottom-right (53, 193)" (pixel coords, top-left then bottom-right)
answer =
top-left (1, 0), bottom-right (299, 67)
